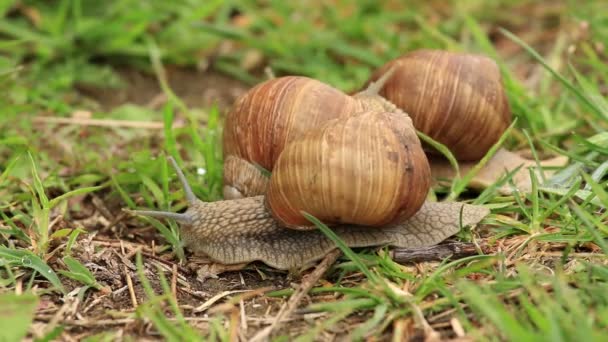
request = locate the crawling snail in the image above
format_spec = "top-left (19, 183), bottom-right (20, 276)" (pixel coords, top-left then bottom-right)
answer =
top-left (131, 109), bottom-right (490, 270)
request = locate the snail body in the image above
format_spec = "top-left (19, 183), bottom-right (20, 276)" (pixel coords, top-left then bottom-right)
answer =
top-left (132, 158), bottom-right (489, 270)
top-left (129, 54), bottom-right (508, 270)
top-left (131, 107), bottom-right (489, 269)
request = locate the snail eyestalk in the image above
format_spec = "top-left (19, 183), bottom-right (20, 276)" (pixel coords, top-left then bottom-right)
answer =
top-left (125, 209), bottom-right (192, 223)
top-left (168, 156), bottom-right (197, 204)
top-left (358, 66), bottom-right (395, 96)
top-left (125, 156), bottom-right (199, 223)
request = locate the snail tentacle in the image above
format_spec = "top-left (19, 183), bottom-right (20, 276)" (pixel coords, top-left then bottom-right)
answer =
top-left (356, 66), bottom-right (396, 97)
top-left (127, 209), bottom-right (192, 224)
top-left (129, 157), bottom-right (201, 224)
top-left (168, 156), bottom-right (197, 204)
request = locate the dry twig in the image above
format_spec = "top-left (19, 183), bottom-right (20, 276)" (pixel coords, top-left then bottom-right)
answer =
top-left (390, 242), bottom-right (489, 264)
top-left (33, 116), bottom-right (184, 129)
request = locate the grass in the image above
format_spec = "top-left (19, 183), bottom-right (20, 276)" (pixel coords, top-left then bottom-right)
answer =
top-left (1, 0), bottom-right (608, 340)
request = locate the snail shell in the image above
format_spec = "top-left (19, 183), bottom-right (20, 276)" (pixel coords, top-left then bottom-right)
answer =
top-left (366, 49), bottom-right (512, 161)
top-left (223, 73), bottom-right (398, 198)
top-left (265, 109), bottom-right (431, 229)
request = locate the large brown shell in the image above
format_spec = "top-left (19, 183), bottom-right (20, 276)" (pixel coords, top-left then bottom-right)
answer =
top-left (265, 110), bottom-right (431, 230)
top-left (366, 49), bottom-right (512, 161)
top-left (223, 76), bottom-right (365, 172)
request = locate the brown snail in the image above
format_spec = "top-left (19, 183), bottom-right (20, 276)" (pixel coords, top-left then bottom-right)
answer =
top-left (363, 49), bottom-right (567, 194)
top-left (130, 109), bottom-right (489, 270)
top-left (365, 49), bottom-right (512, 161)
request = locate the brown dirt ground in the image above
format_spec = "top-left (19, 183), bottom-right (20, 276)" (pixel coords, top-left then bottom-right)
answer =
top-left (76, 66), bottom-right (249, 111)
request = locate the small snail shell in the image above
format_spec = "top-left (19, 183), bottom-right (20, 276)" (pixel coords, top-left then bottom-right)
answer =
top-left (265, 110), bottom-right (431, 229)
top-left (366, 49), bottom-right (512, 161)
top-left (223, 72), bottom-right (398, 198)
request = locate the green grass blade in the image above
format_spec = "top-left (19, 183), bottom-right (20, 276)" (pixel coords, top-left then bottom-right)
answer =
top-left (302, 212), bottom-right (377, 283)
top-left (0, 292), bottom-right (39, 342)
top-left (449, 119), bottom-right (517, 200)
top-left (0, 246), bottom-right (65, 293)
top-left (458, 281), bottom-right (538, 341)
top-left (417, 130), bottom-right (460, 180)
top-left (58, 256), bottom-right (100, 289)
top-left (499, 28), bottom-right (607, 121)
top-left (48, 185), bottom-right (103, 209)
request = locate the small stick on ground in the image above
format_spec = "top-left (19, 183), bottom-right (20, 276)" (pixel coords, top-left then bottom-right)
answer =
top-left (250, 249), bottom-right (341, 342)
top-left (171, 264), bottom-right (178, 300)
top-left (124, 266), bottom-right (138, 308)
top-left (33, 116), bottom-right (184, 130)
top-left (390, 242), bottom-right (489, 264)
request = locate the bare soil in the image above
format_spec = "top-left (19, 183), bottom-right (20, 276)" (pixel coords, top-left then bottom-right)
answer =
top-left (76, 65), bottom-right (249, 111)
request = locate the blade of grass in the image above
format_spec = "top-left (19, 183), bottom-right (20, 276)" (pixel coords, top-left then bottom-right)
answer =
top-left (499, 28), bottom-right (607, 122)
top-left (0, 292), bottom-right (39, 342)
top-left (417, 130), bottom-right (460, 180)
top-left (0, 246), bottom-right (65, 293)
top-left (302, 212), bottom-right (377, 283)
top-left (448, 119), bottom-right (517, 200)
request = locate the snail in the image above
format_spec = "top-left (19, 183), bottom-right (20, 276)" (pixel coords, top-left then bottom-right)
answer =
top-left (363, 49), bottom-right (568, 192)
top-left (265, 109), bottom-right (431, 229)
top-left (130, 109), bottom-right (490, 270)
top-left (128, 50), bottom-right (565, 270)
top-left (365, 49), bottom-right (512, 161)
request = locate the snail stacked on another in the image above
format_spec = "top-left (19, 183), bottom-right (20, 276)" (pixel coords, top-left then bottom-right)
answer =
top-left (222, 70), bottom-right (401, 199)
top-left (265, 109), bottom-right (431, 229)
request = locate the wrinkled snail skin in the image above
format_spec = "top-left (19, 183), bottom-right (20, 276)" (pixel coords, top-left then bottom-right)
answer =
top-left (142, 187), bottom-right (489, 270)
top-left (366, 49), bottom-right (512, 161)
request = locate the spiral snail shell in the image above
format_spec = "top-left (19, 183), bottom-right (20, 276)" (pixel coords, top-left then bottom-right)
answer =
top-left (365, 49), bottom-right (512, 161)
top-left (222, 71), bottom-right (400, 199)
top-left (266, 109), bottom-right (431, 229)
